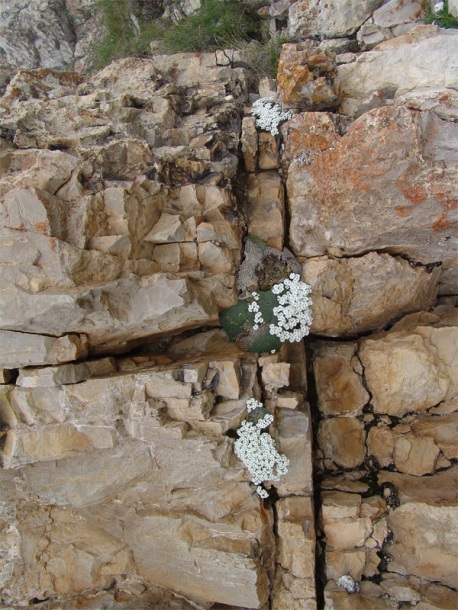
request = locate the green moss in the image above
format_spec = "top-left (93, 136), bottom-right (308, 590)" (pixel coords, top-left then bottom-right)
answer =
top-left (219, 289), bottom-right (282, 353)
top-left (219, 298), bottom-right (254, 341)
top-left (248, 330), bottom-right (281, 353)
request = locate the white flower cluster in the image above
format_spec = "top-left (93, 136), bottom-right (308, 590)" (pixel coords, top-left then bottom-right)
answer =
top-left (234, 400), bottom-right (289, 497)
top-left (434, 1), bottom-right (444, 12)
top-left (269, 273), bottom-right (312, 343)
top-left (248, 292), bottom-right (263, 330)
top-left (251, 98), bottom-right (293, 136)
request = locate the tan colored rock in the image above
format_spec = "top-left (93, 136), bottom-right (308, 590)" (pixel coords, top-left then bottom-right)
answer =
top-left (277, 42), bottom-right (337, 109)
top-left (378, 467), bottom-right (458, 507)
top-left (241, 116), bottom-right (258, 172)
top-left (277, 496), bottom-right (316, 579)
top-left (273, 496), bottom-right (316, 609)
top-left (304, 253), bottom-right (439, 336)
top-left (198, 242), bottom-right (233, 274)
top-left (318, 418), bottom-right (365, 469)
top-left (1, 273), bottom-right (231, 354)
top-left (287, 105), bottom-right (457, 293)
top-left (410, 412), bottom-right (458, 460)
top-left (276, 391), bottom-right (302, 410)
top-left (393, 434), bottom-right (440, 476)
top-left (276, 407), bottom-right (313, 496)
top-left (2, 423), bottom-right (110, 468)
top-left (388, 502), bottom-right (458, 588)
top-left (313, 342), bottom-right (369, 416)
top-left (359, 325), bottom-right (458, 416)
top-left (262, 362), bottom-right (290, 391)
top-left (258, 132), bottom-right (279, 170)
top-left (209, 360), bottom-right (241, 400)
top-left (324, 518), bottom-right (372, 550)
top-left (336, 27), bottom-right (458, 117)
top-left (326, 550), bottom-right (367, 581)
top-left (367, 425), bottom-right (399, 467)
top-left (0, 330), bottom-right (88, 368)
top-left (246, 171), bottom-right (284, 250)
top-left (324, 586), bottom-right (398, 609)
top-left (16, 358), bottom-right (116, 387)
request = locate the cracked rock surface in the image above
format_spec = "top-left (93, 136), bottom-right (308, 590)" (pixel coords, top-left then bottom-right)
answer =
top-left (0, 1), bottom-right (457, 608)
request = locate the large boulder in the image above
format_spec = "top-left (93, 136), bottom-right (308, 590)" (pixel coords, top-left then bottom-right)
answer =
top-left (288, 0), bottom-right (384, 38)
top-left (336, 26), bottom-right (458, 118)
top-left (286, 105), bottom-right (458, 294)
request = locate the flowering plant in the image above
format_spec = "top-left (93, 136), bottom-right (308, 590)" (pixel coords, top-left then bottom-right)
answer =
top-left (234, 398), bottom-right (289, 498)
top-left (249, 274), bottom-right (313, 343)
top-left (251, 98), bottom-right (292, 136)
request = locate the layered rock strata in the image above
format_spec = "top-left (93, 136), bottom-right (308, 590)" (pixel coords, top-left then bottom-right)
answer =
top-left (0, 0), bottom-right (457, 608)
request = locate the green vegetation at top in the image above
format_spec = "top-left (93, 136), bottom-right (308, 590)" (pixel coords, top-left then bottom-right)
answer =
top-left (423, 1), bottom-right (458, 27)
top-left (93, 0), bottom-right (284, 78)
top-left (93, 0), bottom-right (265, 68)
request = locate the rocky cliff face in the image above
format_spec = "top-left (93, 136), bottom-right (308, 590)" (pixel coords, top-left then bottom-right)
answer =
top-left (0, 1), bottom-right (457, 609)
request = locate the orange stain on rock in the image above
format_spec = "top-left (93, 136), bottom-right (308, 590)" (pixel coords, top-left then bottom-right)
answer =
top-left (395, 206), bottom-right (413, 217)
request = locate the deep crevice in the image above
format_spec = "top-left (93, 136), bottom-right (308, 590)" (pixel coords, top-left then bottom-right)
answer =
top-left (305, 343), bottom-right (326, 609)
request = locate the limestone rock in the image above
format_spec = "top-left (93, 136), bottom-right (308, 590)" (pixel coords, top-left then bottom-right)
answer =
top-left (241, 115), bottom-right (258, 172)
top-left (246, 171), bottom-right (285, 250)
top-left (388, 502), bottom-right (458, 588)
top-left (288, 0), bottom-right (384, 38)
top-left (272, 496), bottom-right (316, 609)
top-left (359, 324), bottom-right (458, 416)
top-left (318, 417), bottom-right (366, 469)
top-left (276, 406), bottom-right (314, 496)
top-left (1, 273), bottom-right (229, 354)
top-left (262, 362), bottom-right (290, 391)
top-left (410, 411), bottom-right (458, 460)
top-left (336, 26), bottom-right (458, 117)
top-left (281, 112), bottom-right (339, 165)
top-left (277, 42), bottom-right (338, 109)
top-left (0, 330), bottom-right (88, 368)
top-left (367, 425), bottom-right (399, 468)
top-left (303, 253), bottom-right (440, 336)
top-left (312, 342), bottom-right (369, 416)
top-left (378, 467), bottom-right (458, 507)
top-left (287, 105), bottom-right (458, 293)
top-left (16, 357), bottom-right (116, 387)
top-left (0, 0), bottom-right (75, 71)
top-left (321, 492), bottom-right (371, 550)
top-left (393, 434), bottom-right (440, 476)
top-left (259, 131), bottom-right (279, 170)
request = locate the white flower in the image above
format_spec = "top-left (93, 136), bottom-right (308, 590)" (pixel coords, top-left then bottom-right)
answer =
top-left (235, 399), bottom-right (289, 491)
top-left (246, 397), bottom-right (263, 412)
top-left (256, 486), bottom-right (269, 498)
top-left (268, 275), bottom-right (313, 344)
top-left (251, 98), bottom-right (293, 137)
top-left (434, 1), bottom-right (444, 12)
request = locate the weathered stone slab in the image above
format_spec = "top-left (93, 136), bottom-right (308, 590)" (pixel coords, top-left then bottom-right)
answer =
top-left (313, 342), bottom-right (369, 416)
top-left (336, 26), bottom-right (458, 117)
top-left (287, 106), bottom-right (457, 293)
top-left (359, 325), bottom-right (458, 416)
top-left (304, 253), bottom-right (439, 336)
top-left (0, 330), bottom-right (88, 368)
top-left (288, 0), bottom-right (384, 38)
